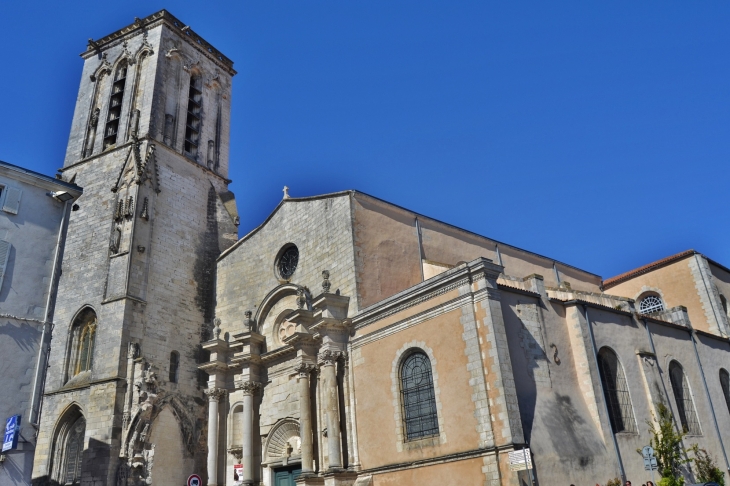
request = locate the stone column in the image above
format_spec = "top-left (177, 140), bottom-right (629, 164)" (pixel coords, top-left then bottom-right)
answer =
top-left (296, 364), bottom-right (315, 474)
top-left (239, 381), bottom-right (261, 485)
top-left (205, 388), bottom-right (227, 486)
top-left (319, 351), bottom-right (343, 470)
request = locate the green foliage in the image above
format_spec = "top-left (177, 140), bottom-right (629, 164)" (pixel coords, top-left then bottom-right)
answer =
top-left (690, 445), bottom-right (725, 486)
top-left (606, 478), bottom-right (621, 486)
top-left (647, 403), bottom-right (690, 482)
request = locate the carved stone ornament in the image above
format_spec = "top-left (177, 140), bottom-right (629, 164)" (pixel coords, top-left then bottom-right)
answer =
top-left (89, 107), bottom-right (100, 128)
top-left (318, 350), bottom-right (344, 367)
top-left (140, 197), bottom-right (149, 220)
top-left (236, 381), bottom-right (261, 396)
top-left (244, 310), bottom-right (254, 332)
top-left (204, 387), bottom-right (227, 402)
top-left (213, 317), bottom-right (222, 339)
top-left (294, 363), bottom-right (316, 377)
top-left (322, 270), bottom-right (331, 294)
top-left (296, 288), bottom-right (306, 310)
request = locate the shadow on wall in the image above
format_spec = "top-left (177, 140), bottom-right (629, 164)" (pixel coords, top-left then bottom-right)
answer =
top-left (0, 320), bottom-right (41, 352)
top-left (543, 393), bottom-right (606, 468)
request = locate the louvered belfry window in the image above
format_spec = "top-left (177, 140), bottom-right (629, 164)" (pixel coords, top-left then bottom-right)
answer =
top-left (400, 351), bottom-right (439, 441)
top-left (597, 348), bottom-right (636, 433)
top-left (104, 62), bottom-right (128, 150)
top-left (63, 416), bottom-right (86, 484)
top-left (669, 361), bottom-right (701, 435)
top-left (184, 75), bottom-right (202, 156)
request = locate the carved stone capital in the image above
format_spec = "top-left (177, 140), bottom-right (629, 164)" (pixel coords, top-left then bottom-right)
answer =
top-left (295, 363), bottom-right (316, 378)
top-left (317, 350), bottom-right (345, 367)
top-left (204, 387), bottom-right (227, 402)
top-left (236, 381), bottom-right (261, 396)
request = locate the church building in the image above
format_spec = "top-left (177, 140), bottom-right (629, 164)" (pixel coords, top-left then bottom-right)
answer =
top-left (30, 10), bottom-right (730, 486)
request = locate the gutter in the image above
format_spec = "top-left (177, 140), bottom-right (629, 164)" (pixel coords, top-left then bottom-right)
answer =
top-left (29, 199), bottom-right (71, 427)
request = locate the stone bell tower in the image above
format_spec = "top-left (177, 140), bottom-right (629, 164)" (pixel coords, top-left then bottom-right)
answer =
top-left (33, 11), bottom-right (239, 486)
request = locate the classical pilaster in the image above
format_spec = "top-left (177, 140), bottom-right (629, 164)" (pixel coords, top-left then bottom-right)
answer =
top-left (205, 387), bottom-right (227, 486)
top-left (296, 363), bottom-right (317, 474)
top-left (237, 381), bottom-right (261, 485)
top-left (318, 350), bottom-right (344, 470)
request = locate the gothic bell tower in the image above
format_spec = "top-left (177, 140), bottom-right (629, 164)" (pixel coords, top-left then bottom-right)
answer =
top-left (33, 11), bottom-right (239, 486)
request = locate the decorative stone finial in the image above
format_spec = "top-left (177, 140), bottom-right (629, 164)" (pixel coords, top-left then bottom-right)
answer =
top-left (322, 270), bottom-right (331, 294)
top-left (213, 318), bottom-right (222, 339)
top-left (244, 310), bottom-right (253, 331)
top-left (283, 186), bottom-right (290, 199)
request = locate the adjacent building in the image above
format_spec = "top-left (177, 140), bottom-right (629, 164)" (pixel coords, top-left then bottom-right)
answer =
top-left (25, 9), bottom-right (730, 486)
top-left (0, 161), bottom-right (81, 486)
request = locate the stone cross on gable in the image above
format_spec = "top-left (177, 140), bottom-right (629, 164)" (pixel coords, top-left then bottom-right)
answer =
top-left (283, 186), bottom-right (290, 199)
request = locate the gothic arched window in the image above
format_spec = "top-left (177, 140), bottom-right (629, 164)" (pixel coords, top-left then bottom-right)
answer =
top-left (69, 308), bottom-right (97, 379)
top-left (169, 351), bottom-right (179, 383)
top-left (104, 61), bottom-right (128, 149)
top-left (639, 294), bottom-right (664, 314)
top-left (669, 361), bottom-right (701, 435)
top-left (62, 415), bottom-right (86, 484)
top-left (720, 369), bottom-right (730, 417)
top-left (400, 351), bottom-right (439, 441)
top-left (597, 347), bottom-right (636, 433)
top-left (184, 74), bottom-right (202, 157)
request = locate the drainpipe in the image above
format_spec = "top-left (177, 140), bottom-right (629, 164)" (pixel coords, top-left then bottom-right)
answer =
top-left (415, 217), bottom-right (425, 282)
top-left (30, 199), bottom-right (71, 426)
top-left (688, 324), bottom-right (730, 474)
top-left (584, 304), bottom-right (626, 483)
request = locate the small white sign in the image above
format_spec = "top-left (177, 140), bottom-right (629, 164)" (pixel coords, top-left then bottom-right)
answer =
top-left (642, 446), bottom-right (655, 458)
top-left (508, 448), bottom-right (533, 471)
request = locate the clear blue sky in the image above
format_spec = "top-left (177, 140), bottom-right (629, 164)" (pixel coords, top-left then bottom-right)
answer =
top-left (1, 1), bottom-right (728, 278)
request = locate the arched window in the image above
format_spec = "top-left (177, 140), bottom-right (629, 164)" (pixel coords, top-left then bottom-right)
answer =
top-left (62, 415), bottom-right (86, 484)
top-left (597, 348), bottom-right (636, 433)
top-left (104, 61), bottom-right (128, 149)
top-left (639, 294), bottom-right (664, 314)
top-left (169, 351), bottom-right (179, 383)
top-left (721, 294), bottom-right (728, 316)
top-left (720, 369), bottom-right (730, 416)
top-left (184, 74), bottom-right (202, 157)
top-left (668, 361), bottom-right (701, 434)
top-left (400, 351), bottom-right (439, 441)
top-left (69, 308), bottom-right (97, 379)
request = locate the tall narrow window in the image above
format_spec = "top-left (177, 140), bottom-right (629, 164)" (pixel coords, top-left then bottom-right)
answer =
top-left (104, 62), bottom-right (128, 149)
top-left (720, 369), bottom-right (730, 417)
top-left (400, 351), bottom-right (439, 440)
top-left (669, 361), bottom-right (701, 434)
top-left (184, 74), bottom-right (202, 157)
top-left (63, 415), bottom-right (86, 484)
top-left (68, 308), bottom-right (97, 380)
top-left (169, 351), bottom-right (179, 383)
top-left (597, 348), bottom-right (636, 433)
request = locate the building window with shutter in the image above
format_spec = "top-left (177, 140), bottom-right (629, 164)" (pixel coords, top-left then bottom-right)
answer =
top-left (184, 74), bottom-right (202, 157)
top-left (0, 239), bottom-right (10, 292)
top-left (1, 186), bottom-right (22, 214)
top-left (103, 62), bottom-right (128, 150)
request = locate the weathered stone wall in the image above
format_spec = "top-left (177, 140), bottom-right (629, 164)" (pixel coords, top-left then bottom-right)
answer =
top-left (34, 14), bottom-right (238, 485)
top-left (216, 193), bottom-right (358, 336)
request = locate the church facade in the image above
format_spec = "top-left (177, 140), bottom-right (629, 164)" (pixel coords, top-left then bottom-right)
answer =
top-left (30, 10), bottom-right (730, 486)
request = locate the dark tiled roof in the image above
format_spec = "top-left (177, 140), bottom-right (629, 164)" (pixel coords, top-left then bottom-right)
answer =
top-left (602, 249), bottom-right (696, 289)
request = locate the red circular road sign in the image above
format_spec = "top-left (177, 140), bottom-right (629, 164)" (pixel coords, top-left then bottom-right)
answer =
top-left (188, 474), bottom-right (202, 486)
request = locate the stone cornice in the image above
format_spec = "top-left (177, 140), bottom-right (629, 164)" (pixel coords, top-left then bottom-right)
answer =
top-left (81, 10), bottom-right (236, 75)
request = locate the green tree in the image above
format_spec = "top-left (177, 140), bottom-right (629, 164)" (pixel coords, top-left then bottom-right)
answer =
top-left (690, 445), bottom-right (725, 486)
top-left (647, 403), bottom-right (690, 486)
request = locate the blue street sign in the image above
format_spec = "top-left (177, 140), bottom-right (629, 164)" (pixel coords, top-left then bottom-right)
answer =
top-left (3, 415), bottom-right (21, 452)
